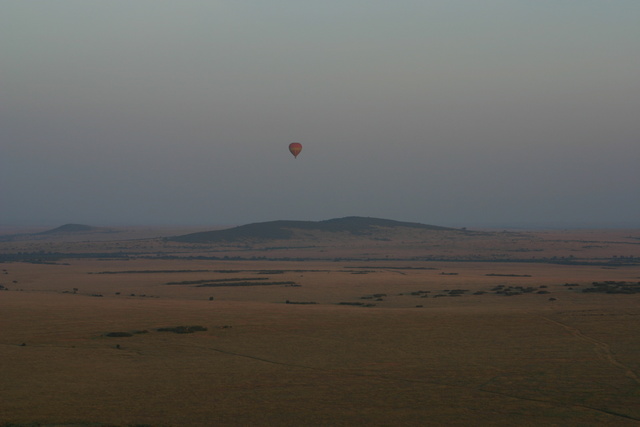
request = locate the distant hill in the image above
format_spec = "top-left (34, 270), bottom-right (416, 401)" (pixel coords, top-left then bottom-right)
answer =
top-left (38, 224), bottom-right (112, 235)
top-left (0, 223), bottom-right (118, 242)
top-left (170, 216), bottom-right (459, 243)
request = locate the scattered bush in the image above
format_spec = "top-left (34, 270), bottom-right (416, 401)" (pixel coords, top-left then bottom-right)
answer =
top-left (583, 281), bottom-right (640, 294)
top-left (338, 302), bottom-right (375, 307)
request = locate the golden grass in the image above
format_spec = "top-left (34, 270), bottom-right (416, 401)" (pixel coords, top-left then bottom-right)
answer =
top-left (1, 228), bottom-right (640, 426)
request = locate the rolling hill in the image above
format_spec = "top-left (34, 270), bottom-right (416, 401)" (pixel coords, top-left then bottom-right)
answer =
top-left (170, 216), bottom-right (460, 243)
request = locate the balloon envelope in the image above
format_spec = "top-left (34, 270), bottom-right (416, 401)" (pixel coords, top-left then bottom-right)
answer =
top-left (289, 142), bottom-right (302, 158)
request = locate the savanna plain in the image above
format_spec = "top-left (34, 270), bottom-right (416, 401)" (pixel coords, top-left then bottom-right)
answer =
top-left (1, 222), bottom-right (640, 426)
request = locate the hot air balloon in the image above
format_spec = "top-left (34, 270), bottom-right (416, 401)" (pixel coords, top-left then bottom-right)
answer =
top-left (289, 142), bottom-right (302, 158)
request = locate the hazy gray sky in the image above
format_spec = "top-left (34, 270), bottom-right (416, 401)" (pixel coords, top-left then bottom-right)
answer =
top-left (2, 1), bottom-right (639, 228)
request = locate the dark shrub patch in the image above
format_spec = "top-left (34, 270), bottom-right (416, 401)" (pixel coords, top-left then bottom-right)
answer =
top-left (156, 325), bottom-right (208, 334)
top-left (197, 281), bottom-right (296, 287)
top-left (105, 332), bottom-right (133, 337)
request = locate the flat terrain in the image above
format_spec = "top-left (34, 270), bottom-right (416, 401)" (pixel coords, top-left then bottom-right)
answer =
top-left (1, 225), bottom-right (640, 426)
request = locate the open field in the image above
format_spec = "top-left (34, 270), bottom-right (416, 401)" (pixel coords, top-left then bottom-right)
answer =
top-left (1, 225), bottom-right (640, 426)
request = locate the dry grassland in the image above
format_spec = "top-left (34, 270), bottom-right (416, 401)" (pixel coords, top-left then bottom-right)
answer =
top-left (1, 228), bottom-right (640, 426)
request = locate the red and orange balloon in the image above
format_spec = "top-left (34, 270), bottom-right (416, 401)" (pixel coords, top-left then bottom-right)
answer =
top-left (288, 142), bottom-right (302, 158)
